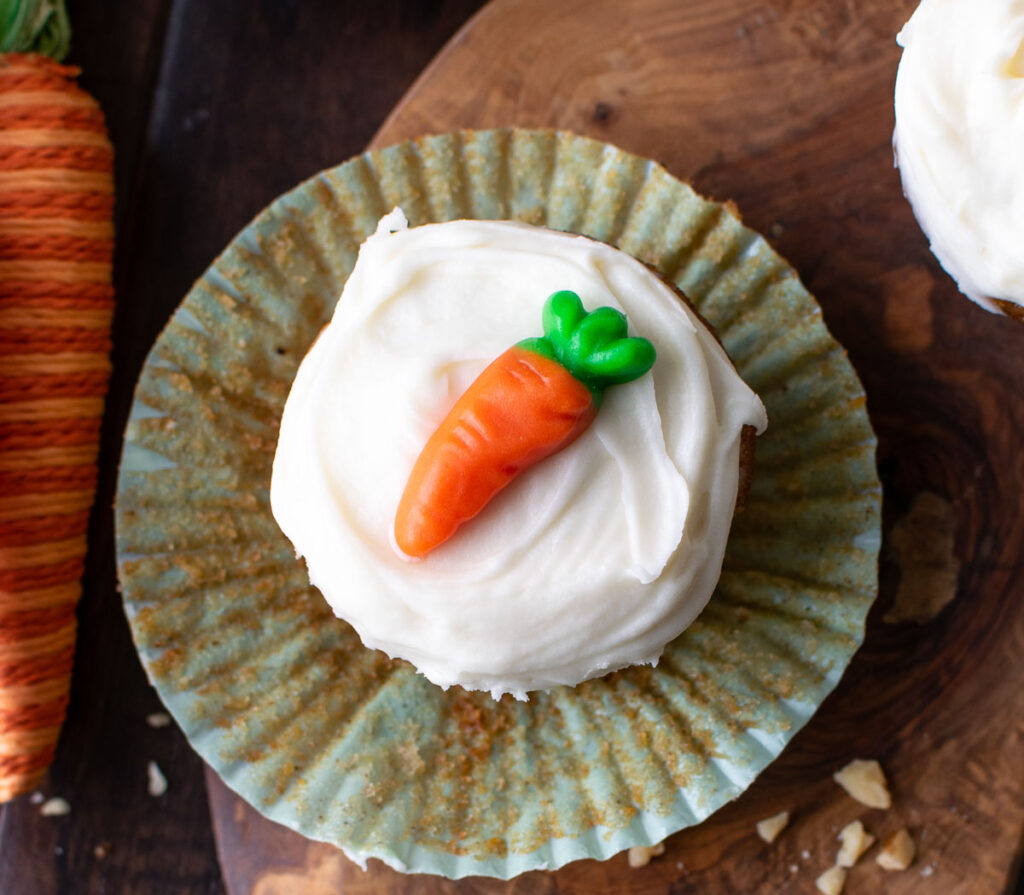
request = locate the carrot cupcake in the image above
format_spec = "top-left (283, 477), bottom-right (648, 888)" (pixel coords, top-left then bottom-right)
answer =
top-left (894, 0), bottom-right (1024, 319)
top-left (270, 209), bottom-right (767, 700)
top-left (117, 130), bottom-right (880, 877)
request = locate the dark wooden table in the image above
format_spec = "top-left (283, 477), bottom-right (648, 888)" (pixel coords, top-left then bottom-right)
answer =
top-left (2, 2), bottom-right (1024, 894)
top-left (0, 3), bottom-right (487, 892)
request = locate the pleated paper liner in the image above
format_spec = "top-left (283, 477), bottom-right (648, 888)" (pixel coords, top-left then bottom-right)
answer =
top-left (115, 129), bottom-right (880, 879)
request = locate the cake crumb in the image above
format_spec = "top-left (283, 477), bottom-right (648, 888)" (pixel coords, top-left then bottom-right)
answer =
top-left (93, 841), bottom-right (112, 860)
top-left (801, 849), bottom-right (811, 860)
top-left (921, 863), bottom-right (935, 877)
top-left (877, 828), bottom-right (915, 871)
top-left (885, 492), bottom-right (959, 623)
top-left (815, 865), bottom-right (847, 895)
top-left (836, 819), bottom-right (875, 867)
top-left (395, 739), bottom-right (425, 776)
top-left (789, 864), bottom-right (799, 874)
top-left (756, 810), bottom-right (790, 843)
top-left (40, 797), bottom-right (70, 817)
top-left (29, 792), bottom-right (44, 804)
top-left (627, 842), bottom-right (665, 868)
top-left (146, 712), bottom-right (171, 728)
top-left (833, 759), bottom-right (891, 809)
top-left (147, 761), bottom-right (168, 797)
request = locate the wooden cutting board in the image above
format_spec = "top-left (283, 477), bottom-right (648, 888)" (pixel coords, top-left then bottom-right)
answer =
top-left (206, 0), bottom-right (1024, 892)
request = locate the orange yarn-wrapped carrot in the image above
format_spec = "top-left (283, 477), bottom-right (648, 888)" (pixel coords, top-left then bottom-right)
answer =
top-left (0, 53), bottom-right (114, 802)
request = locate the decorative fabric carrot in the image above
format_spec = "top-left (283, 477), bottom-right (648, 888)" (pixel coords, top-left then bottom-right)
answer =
top-left (394, 290), bottom-right (656, 558)
top-left (0, 2), bottom-right (115, 802)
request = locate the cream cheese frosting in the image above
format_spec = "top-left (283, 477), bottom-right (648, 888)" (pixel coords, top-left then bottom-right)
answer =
top-left (270, 210), bottom-right (767, 699)
top-left (894, 0), bottom-right (1024, 312)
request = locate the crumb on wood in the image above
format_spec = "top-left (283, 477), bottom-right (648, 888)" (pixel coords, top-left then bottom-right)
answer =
top-left (877, 828), bottom-right (915, 871)
top-left (147, 760), bottom-right (168, 797)
top-left (756, 810), bottom-right (790, 843)
top-left (833, 759), bottom-right (891, 809)
top-left (837, 819), bottom-right (875, 868)
top-left (40, 797), bottom-right (70, 817)
top-left (627, 842), bottom-right (665, 868)
top-left (146, 712), bottom-right (172, 728)
top-left (29, 792), bottom-right (44, 805)
top-left (885, 491), bottom-right (960, 624)
top-left (93, 841), bottom-right (112, 859)
top-left (815, 864), bottom-right (848, 895)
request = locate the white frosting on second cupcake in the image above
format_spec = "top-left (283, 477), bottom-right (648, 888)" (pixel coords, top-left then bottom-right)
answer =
top-left (894, 0), bottom-right (1024, 312)
top-left (271, 210), bottom-right (767, 698)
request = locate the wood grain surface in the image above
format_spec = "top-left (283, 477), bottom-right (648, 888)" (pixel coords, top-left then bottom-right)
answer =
top-left (205, 0), bottom-right (1024, 893)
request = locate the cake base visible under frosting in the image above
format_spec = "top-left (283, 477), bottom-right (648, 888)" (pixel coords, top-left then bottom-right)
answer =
top-left (894, 0), bottom-right (1024, 313)
top-left (271, 210), bottom-right (767, 699)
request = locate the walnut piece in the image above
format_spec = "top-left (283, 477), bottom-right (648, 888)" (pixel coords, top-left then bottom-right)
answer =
top-left (836, 819), bottom-right (875, 867)
top-left (756, 810), bottom-right (790, 843)
top-left (815, 865), bottom-right (848, 895)
top-left (877, 828), bottom-right (915, 871)
top-left (627, 842), bottom-right (665, 868)
top-left (832, 759), bottom-right (891, 809)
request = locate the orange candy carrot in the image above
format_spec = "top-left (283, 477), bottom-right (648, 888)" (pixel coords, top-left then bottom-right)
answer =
top-left (394, 290), bottom-right (656, 558)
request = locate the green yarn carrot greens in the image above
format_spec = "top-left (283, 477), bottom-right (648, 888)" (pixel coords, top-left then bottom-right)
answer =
top-left (395, 289), bottom-right (656, 557)
top-left (0, 0), bottom-right (70, 58)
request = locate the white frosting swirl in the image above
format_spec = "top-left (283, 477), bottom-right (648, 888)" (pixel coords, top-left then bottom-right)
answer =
top-left (894, 0), bottom-right (1024, 311)
top-left (271, 211), bottom-right (767, 698)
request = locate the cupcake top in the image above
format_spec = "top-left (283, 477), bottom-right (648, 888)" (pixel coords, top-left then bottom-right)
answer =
top-left (894, 0), bottom-right (1024, 313)
top-left (270, 210), bottom-right (766, 699)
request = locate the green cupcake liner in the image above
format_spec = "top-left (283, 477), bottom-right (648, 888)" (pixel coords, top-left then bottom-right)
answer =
top-left (116, 129), bottom-right (880, 878)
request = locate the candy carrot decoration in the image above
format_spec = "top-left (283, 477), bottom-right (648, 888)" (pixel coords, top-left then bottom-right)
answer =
top-left (394, 290), bottom-right (656, 558)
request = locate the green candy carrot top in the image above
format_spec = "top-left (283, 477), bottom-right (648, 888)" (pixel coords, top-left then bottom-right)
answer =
top-left (394, 290), bottom-right (656, 558)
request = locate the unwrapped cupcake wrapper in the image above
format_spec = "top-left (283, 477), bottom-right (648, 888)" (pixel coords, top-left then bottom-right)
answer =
top-left (116, 129), bottom-right (880, 878)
